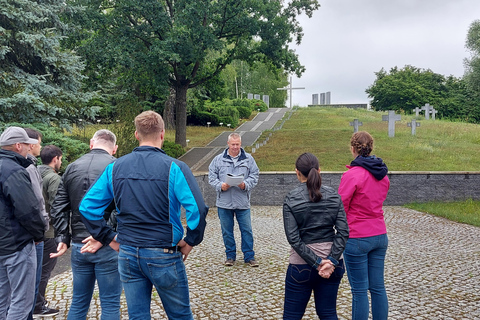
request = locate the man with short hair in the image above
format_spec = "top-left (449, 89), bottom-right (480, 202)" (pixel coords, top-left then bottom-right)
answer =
top-left (208, 132), bottom-right (260, 267)
top-left (23, 128), bottom-right (51, 320)
top-left (80, 111), bottom-right (208, 319)
top-left (50, 129), bottom-right (122, 319)
top-left (0, 127), bottom-right (44, 320)
top-left (34, 145), bottom-right (63, 317)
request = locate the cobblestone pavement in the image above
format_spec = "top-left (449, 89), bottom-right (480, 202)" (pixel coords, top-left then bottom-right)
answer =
top-left (42, 206), bottom-right (480, 319)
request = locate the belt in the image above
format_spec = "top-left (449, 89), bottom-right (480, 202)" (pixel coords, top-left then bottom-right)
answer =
top-left (163, 246), bottom-right (180, 254)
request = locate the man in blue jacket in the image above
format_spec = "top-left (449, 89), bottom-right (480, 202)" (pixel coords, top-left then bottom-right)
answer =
top-left (80, 110), bottom-right (208, 320)
top-left (0, 127), bottom-right (44, 320)
top-left (208, 132), bottom-right (259, 267)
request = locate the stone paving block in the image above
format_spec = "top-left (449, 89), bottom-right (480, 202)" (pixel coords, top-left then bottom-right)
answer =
top-left (43, 206), bottom-right (480, 319)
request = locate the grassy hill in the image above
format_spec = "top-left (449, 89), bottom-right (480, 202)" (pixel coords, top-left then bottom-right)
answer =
top-left (246, 107), bottom-right (480, 172)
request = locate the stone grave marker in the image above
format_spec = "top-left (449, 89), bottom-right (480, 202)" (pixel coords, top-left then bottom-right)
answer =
top-left (326, 91), bottom-right (331, 105)
top-left (312, 94), bottom-right (319, 105)
top-left (413, 107), bottom-right (421, 117)
top-left (421, 103), bottom-right (433, 120)
top-left (430, 108), bottom-right (438, 120)
top-left (254, 94), bottom-right (261, 100)
top-left (247, 93), bottom-right (253, 99)
top-left (407, 119), bottom-right (421, 135)
top-left (382, 110), bottom-right (401, 137)
top-left (349, 119), bottom-right (363, 133)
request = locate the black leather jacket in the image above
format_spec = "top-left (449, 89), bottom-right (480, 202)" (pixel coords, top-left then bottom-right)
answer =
top-left (51, 149), bottom-right (116, 246)
top-left (283, 183), bottom-right (349, 268)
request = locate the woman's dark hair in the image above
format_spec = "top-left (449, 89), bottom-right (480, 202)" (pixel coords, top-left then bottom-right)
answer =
top-left (351, 131), bottom-right (373, 157)
top-left (295, 153), bottom-right (322, 202)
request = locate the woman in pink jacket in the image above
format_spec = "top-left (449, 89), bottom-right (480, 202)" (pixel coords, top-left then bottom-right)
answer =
top-left (338, 131), bottom-right (390, 320)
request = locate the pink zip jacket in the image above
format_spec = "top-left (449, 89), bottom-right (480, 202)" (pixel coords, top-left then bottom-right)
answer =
top-left (338, 156), bottom-right (390, 238)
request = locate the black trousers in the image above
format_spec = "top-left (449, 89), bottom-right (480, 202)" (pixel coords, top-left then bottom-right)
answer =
top-left (34, 238), bottom-right (58, 311)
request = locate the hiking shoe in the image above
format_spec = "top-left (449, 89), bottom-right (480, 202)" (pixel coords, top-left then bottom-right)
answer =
top-left (247, 259), bottom-right (259, 267)
top-left (225, 259), bottom-right (235, 266)
top-left (33, 307), bottom-right (59, 317)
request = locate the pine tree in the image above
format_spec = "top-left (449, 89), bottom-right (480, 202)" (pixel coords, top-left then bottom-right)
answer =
top-left (0, 0), bottom-right (96, 126)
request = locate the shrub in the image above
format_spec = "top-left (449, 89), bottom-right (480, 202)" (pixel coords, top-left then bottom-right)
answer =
top-left (252, 99), bottom-right (268, 112)
top-left (235, 106), bottom-right (252, 119)
top-left (187, 110), bottom-right (220, 126)
top-left (163, 140), bottom-right (185, 158)
top-left (0, 122), bottom-right (89, 172)
top-left (218, 116), bottom-right (238, 128)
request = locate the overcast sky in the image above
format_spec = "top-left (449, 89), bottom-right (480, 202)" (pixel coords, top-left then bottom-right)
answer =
top-left (287, 0), bottom-right (480, 107)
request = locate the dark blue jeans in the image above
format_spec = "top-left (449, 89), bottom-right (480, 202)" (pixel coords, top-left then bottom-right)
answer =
top-left (343, 234), bottom-right (388, 320)
top-left (283, 261), bottom-right (345, 319)
top-left (217, 208), bottom-right (255, 262)
top-left (118, 245), bottom-right (193, 320)
top-left (68, 243), bottom-right (121, 320)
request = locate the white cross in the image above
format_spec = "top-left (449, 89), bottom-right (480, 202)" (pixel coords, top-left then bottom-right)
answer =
top-left (277, 76), bottom-right (305, 108)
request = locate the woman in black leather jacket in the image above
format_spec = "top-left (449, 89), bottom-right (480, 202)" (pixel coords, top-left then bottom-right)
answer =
top-left (283, 153), bottom-right (349, 320)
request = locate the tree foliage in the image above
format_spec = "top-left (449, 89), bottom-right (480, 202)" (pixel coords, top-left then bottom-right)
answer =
top-left (465, 19), bottom-right (480, 99)
top-left (0, 0), bottom-right (96, 127)
top-left (366, 65), bottom-right (480, 123)
top-left (65, 0), bottom-right (319, 146)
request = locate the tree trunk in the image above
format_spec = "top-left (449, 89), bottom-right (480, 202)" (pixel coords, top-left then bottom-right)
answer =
top-left (174, 84), bottom-right (189, 147)
top-left (163, 88), bottom-right (176, 130)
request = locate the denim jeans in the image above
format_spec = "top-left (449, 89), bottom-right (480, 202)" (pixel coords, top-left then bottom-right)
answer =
top-left (283, 261), bottom-right (345, 320)
top-left (27, 241), bottom-right (44, 320)
top-left (217, 208), bottom-right (255, 262)
top-left (118, 245), bottom-right (193, 320)
top-left (343, 234), bottom-right (389, 320)
top-left (68, 243), bottom-right (121, 320)
top-left (0, 241), bottom-right (36, 320)
top-left (35, 238), bottom-right (58, 311)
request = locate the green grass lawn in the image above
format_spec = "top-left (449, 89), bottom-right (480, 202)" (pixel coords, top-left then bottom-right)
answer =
top-left (247, 107), bottom-right (480, 172)
top-left (405, 199), bottom-right (480, 227)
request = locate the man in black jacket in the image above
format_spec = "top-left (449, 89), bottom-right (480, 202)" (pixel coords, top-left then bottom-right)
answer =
top-left (50, 129), bottom-right (122, 319)
top-left (0, 126), bottom-right (44, 320)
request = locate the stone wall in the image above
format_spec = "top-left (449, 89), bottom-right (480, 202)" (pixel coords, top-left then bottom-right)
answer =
top-left (195, 172), bottom-right (480, 207)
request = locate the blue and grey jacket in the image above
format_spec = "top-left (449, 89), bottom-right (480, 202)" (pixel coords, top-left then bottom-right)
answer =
top-left (208, 148), bottom-right (259, 210)
top-left (79, 146), bottom-right (208, 248)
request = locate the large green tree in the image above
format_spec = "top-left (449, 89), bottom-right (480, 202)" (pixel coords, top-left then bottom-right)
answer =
top-left (465, 20), bottom-right (480, 99)
top-left (366, 65), bottom-right (447, 113)
top-left (0, 0), bottom-right (95, 126)
top-left (67, 0), bottom-right (319, 146)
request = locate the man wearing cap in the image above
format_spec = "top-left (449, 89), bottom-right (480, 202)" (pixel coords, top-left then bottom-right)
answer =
top-left (0, 126), bottom-right (45, 320)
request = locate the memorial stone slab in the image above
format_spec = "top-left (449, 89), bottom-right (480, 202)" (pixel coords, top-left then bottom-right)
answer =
top-left (312, 94), bottom-right (319, 105)
top-left (382, 110), bottom-right (401, 137)
top-left (349, 119), bottom-right (363, 133)
top-left (320, 93), bottom-right (326, 105)
top-left (407, 119), bottom-right (421, 135)
top-left (247, 93), bottom-right (253, 99)
top-left (326, 91), bottom-right (331, 105)
top-left (254, 94), bottom-right (261, 100)
top-left (431, 108), bottom-right (438, 120)
top-left (262, 95), bottom-right (270, 108)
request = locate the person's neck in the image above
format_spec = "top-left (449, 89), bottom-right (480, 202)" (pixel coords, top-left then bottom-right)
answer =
top-left (139, 141), bottom-right (163, 149)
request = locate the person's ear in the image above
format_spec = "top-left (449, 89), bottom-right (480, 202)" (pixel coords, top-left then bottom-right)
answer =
top-left (112, 145), bottom-right (118, 155)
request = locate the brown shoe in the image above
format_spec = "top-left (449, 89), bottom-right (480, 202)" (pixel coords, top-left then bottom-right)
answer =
top-left (225, 259), bottom-right (235, 266)
top-left (247, 259), bottom-right (259, 267)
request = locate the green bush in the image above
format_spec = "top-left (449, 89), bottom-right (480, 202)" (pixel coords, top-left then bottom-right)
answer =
top-left (218, 116), bottom-right (238, 128)
top-left (0, 122), bottom-right (89, 172)
top-left (252, 99), bottom-right (268, 112)
top-left (163, 140), bottom-right (185, 158)
top-left (232, 98), bottom-right (254, 110)
top-left (211, 105), bottom-right (239, 121)
top-left (235, 106), bottom-right (252, 119)
top-left (187, 110), bottom-right (221, 126)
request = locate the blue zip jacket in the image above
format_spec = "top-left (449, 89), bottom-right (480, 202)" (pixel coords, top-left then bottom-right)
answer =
top-left (79, 146), bottom-right (208, 248)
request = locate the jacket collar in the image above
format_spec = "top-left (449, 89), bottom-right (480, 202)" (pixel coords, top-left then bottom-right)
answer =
top-left (223, 147), bottom-right (247, 161)
top-left (0, 149), bottom-right (31, 168)
top-left (133, 145), bottom-right (166, 154)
